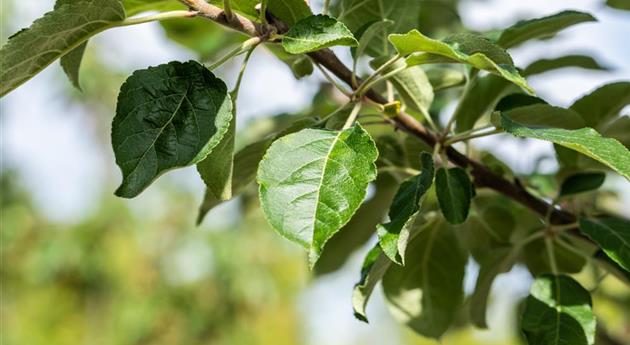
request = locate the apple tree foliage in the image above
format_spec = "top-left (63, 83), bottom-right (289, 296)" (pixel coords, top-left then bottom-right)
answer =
top-left (2, 0), bottom-right (629, 343)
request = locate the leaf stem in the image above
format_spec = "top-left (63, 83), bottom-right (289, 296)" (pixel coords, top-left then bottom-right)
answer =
top-left (354, 54), bottom-right (401, 98)
top-left (444, 128), bottom-right (502, 146)
top-left (545, 236), bottom-right (559, 275)
top-left (356, 65), bottom-right (406, 98)
top-left (208, 37), bottom-right (262, 71)
top-left (313, 62), bottom-right (353, 97)
top-left (378, 166), bottom-right (420, 176)
top-left (116, 10), bottom-right (198, 27)
top-left (323, 0), bottom-right (331, 15)
top-left (223, 0), bottom-right (234, 20)
top-left (343, 102), bottom-right (363, 129)
top-left (231, 43), bottom-right (259, 101)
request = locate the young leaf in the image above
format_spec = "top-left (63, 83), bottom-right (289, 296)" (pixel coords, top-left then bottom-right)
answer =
top-left (569, 82), bottom-right (630, 128)
top-left (352, 246), bottom-right (391, 322)
top-left (257, 125), bottom-right (378, 267)
top-left (580, 217), bottom-right (630, 272)
top-left (559, 172), bottom-right (606, 197)
top-left (497, 10), bottom-right (596, 49)
top-left (470, 246), bottom-right (514, 328)
top-left (382, 220), bottom-right (467, 339)
top-left (197, 117), bottom-right (236, 201)
top-left (436, 167), bottom-right (473, 224)
top-left (389, 30), bottom-right (534, 94)
top-left (501, 114), bottom-right (630, 181)
top-left (112, 61), bottom-right (232, 198)
top-left (336, 0), bottom-right (421, 56)
top-left (523, 55), bottom-right (609, 76)
top-left (521, 275), bottom-right (596, 345)
top-left (282, 15), bottom-right (358, 54)
top-left (197, 117), bottom-right (318, 224)
top-left (377, 153), bottom-right (434, 264)
top-left (267, 0), bottom-right (312, 26)
top-left (0, 0), bottom-right (125, 96)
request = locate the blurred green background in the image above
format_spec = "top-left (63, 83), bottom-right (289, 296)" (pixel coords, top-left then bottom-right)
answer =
top-left (1, 1), bottom-right (629, 344)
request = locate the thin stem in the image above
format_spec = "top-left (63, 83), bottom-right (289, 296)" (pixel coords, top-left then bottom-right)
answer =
top-left (208, 37), bottom-right (261, 71)
top-left (116, 10), bottom-right (198, 27)
top-left (323, 0), bottom-right (331, 15)
top-left (556, 235), bottom-right (595, 264)
top-left (343, 102), bottom-right (363, 129)
top-left (354, 54), bottom-right (401, 97)
top-left (231, 43), bottom-right (259, 101)
top-left (313, 62), bottom-right (353, 97)
top-left (223, 0), bottom-right (234, 19)
top-left (419, 107), bottom-right (438, 132)
top-left (450, 124), bottom-right (495, 141)
top-left (444, 128), bottom-right (502, 146)
top-left (386, 81), bottom-right (394, 102)
top-left (357, 65), bottom-right (406, 97)
top-left (443, 66), bottom-right (477, 135)
top-left (545, 236), bottom-right (559, 275)
top-left (551, 222), bottom-right (579, 232)
top-left (259, 0), bottom-right (269, 25)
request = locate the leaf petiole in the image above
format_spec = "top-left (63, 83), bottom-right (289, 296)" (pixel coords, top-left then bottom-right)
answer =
top-left (208, 37), bottom-right (262, 71)
top-left (116, 10), bottom-right (198, 28)
top-left (343, 102), bottom-right (364, 129)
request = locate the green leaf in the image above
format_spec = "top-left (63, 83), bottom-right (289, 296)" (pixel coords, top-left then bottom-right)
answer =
top-left (161, 17), bottom-right (243, 60)
top-left (0, 0), bottom-right (125, 96)
top-left (523, 55), bottom-right (609, 76)
top-left (607, 0), bottom-right (630, 11)
top-left (197, 117), bottom-right (318, 224)
top-left (569, 82), bottom-right (630, 128)
top-left (353, 246), bottom-right (391, 322)
top-left (377, 153), bottom-right (434, 264)
top-left (257, 125), bottom-right (378, 267)
top-left (124, 0), bottom-right (175, 16)
top-left (197, 117), bottom-right (236, 201)
top-left (112, 61), bottom-right (232, 198)
top-left (501, 113), bottom-right (630, 181)
top-left (523, 238), bottom-right (587, 275)
top-left (336, 0), bottom-right (421, 56)
top-left (55, 0), bottom-right (87, 90)
top-left (267, 0), bottom-right (312, 26)
top-left (425, 67), bottom-right (466, 91)
top-left (382, 220), bottom-right (467, 339)
top-left (315, 174), bottom-right (399, 275)
top-left (502, 104), bottom-right (586, 130)
top-left (559, 172), bottom-right (605, 197)
top-left (521, 274), bottom-right (596, 345)
top-left (470, 246), bottom-right (514, 328)
top-left (497, 10), bottom-right (596, 49)
top-left (602, 116), bottom-right (630, 148)
top-left (436, 167), bottom-right (473, 224)
top-left (282, 15), bottom-right (358, 54)
top-left (389, 30), bottom-right (533, 94)
top-left (453, 74), bottom-right (515, 133)
top-left (580, 217), bottom-right (630, 272)
top-left (495, 94), bottom-right (547, 112)
top-left (351, 19), bottom-right (394, 59)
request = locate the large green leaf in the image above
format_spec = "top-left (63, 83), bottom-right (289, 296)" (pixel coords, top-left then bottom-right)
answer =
top-left (602, 116), bottom-right (630, 148)
top-left (0, 0), bottom-right (125, 96)
top-left (257, 125), bottom-right (378, 267)
top-left (436, 167), bottom-right (473, 224)
top-left (377, 153), bottom-right (434, 264)
top-left (389, 30), bottom-right (533, 94)
top-left (336, 0), bottom-right (421, 56)
top-left (569, 82), bottom-right (630, 128)
top-left (382, 220), bottom-right (467, 339)
top-left (580, 217), bottom-right (630, 272)
top-left (521, 274), bottom-right (596, 345)
top-left (351, 19), bottom-right (394, 59)
top-left (112, 61), bottom-right (232, 198)
top-left (267, 0), bottom-right (312, 26)
top-left (315, 174), bottom-right (399, 275)
top-left (501, 114), bottom-right (630, 181)
top-left (197, 117), bottom-right (318, 224)
top-left (282, 15), bottom-right (358, 54)
top-left (497, 10), bottom-right (596, 49)
top-left (523, 55), bottom-right (609, 76)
